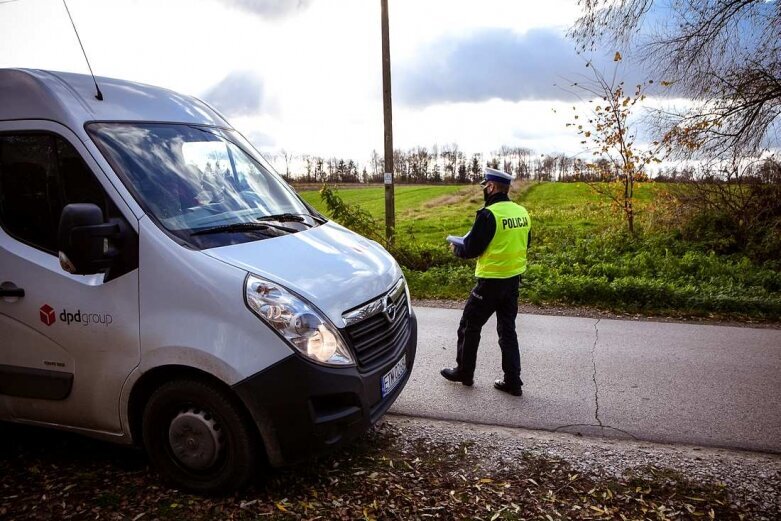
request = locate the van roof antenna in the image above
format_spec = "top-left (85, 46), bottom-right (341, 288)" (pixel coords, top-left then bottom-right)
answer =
top-left (62, 0), bottom-right (103, 101)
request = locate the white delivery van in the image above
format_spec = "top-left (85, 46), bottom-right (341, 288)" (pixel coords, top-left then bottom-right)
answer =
top-left (0, 69), bottom-right (417, 492)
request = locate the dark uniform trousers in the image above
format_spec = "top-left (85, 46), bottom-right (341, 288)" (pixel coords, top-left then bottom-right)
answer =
top-left (456, 275), bottom-right (522, 386)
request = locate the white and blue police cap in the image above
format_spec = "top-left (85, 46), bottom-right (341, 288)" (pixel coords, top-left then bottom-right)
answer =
top-left (482, 167), bottom-right (513, 185)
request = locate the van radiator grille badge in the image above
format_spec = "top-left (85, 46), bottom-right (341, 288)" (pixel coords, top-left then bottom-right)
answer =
top-left (344, 289), bottom-right (410, 372)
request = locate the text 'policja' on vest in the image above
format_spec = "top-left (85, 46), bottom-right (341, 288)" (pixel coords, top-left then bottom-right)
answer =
top-left (501, 217), bottom-right (529, 230)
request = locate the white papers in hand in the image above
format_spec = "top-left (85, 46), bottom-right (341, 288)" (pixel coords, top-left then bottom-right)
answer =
top-left (446, 235), bottom-right (465, 247)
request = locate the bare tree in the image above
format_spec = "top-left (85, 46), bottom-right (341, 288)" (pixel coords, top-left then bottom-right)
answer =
top-left (497, 145), bottom-right (514, 175)
top-left (311, 156), bottom-right (324, 182)
top-left (441, 143), bottom-right (460, 183)
top-left (371, 150), bottom-right (382, 182)
top-left (566, 60), bottom-right (663, 234)
top-left (554, 153), bottom-right (574, 181)
top-left (670, 153), bottom-right (781, 256)
top-left (571, 0), bottom-right (781, 157)
top-left (326, 157), bottom-right (336, 182)
top-left (512, 147), bottom-right (533, 179)
top-left (409, 146), bottom-right (430, 183)
top-left (537, 155), bottom-right (557, 182)
top-left (469, 153), bottom-right (483, 183)
top-left (280, 149), bottom-right (296, 179)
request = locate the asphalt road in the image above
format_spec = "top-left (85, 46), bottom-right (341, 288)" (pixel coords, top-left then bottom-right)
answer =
top-left (391, 307), bottom-right (781, 453)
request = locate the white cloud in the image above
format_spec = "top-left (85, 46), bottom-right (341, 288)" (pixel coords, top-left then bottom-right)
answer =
top-left (1, 0), bottom-right (639, 164)
top-left (394, 99), bottom-right (587, 156)
top-left (202, 71), bottom-right (265, 117)
top-left (213, 0), bottom-right (313, 18)
top-left (389, 0), bottom-right (580, 60)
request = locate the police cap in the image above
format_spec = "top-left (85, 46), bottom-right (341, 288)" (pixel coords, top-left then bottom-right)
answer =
top-left (482, 167), bottom-right (513, 186)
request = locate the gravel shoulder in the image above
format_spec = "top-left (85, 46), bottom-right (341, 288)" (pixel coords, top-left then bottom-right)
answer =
top-left (387, 414), bottom-right (781, 518)
top-left (2, 414), bottom-right (779, 519)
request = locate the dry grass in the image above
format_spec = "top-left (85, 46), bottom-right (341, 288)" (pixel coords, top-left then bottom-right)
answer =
top-left (422, 185), bottom-right (477, 208)
top-left (421, 180), bottom-right (536, 209)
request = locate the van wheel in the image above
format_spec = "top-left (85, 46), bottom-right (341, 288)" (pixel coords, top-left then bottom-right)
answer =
top-left (142, 379), bottom-right (256, 493)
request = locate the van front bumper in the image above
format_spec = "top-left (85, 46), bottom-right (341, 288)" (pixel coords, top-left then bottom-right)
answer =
top-left (233, 310), bottom-right (417, 467)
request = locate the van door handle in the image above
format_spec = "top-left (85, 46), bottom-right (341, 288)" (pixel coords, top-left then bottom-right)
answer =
top-left (0, 285), bottom-right (25, 298)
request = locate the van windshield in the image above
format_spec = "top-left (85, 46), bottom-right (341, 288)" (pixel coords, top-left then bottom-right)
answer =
top-left (87, 123), bottom-right (319, 248)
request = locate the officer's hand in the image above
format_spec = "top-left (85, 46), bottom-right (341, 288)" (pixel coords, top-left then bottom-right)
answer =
top-left (449, 243), bottom-right (456, 253)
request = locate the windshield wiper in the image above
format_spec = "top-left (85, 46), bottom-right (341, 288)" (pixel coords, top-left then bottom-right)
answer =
top-left (257, 213), bottom-right (324, 226)
top-left (191, 222), bottom-right (297, 236)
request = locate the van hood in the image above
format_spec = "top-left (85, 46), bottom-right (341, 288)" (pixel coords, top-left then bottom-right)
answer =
top-left (202, 222), bottom-right (403, 327)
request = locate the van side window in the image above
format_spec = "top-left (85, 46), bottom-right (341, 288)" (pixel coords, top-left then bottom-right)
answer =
top-left (0, 133), bottom-right (106, 254)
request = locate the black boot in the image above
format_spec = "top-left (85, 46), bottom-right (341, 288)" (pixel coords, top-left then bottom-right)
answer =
top-left (494, 379), bottom-right (522, 396)
top-left (440, 367), bottom-right (474, 386)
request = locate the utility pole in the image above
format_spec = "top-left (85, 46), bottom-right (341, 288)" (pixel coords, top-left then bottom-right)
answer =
top-left (381, 0), bottom-right (395, 244)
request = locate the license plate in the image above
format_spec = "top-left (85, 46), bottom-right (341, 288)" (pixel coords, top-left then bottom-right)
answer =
top-left (381, 354), bottom-right (407, 398)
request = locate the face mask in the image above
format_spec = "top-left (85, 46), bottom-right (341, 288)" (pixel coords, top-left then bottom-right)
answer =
top-left (483, 185), bottom-right (491, 203)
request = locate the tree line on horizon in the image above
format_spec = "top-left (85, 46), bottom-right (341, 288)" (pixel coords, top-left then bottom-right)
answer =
top-left (268, 145), bottom-right (780, 186)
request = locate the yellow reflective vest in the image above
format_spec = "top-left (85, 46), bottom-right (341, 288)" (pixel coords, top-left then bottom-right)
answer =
top-left (475, 201), bottom-right (531, 279)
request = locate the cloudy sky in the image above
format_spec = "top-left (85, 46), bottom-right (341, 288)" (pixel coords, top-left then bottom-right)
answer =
top-left (0, 0), bottom-right (653, 164)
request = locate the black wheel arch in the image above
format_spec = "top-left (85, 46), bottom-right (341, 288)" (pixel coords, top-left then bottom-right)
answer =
top-left (127, 365), bottom-right (268, 464)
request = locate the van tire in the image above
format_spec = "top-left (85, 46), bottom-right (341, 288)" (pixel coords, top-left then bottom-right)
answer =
top-left (141, 379), bottom-right (256, 493)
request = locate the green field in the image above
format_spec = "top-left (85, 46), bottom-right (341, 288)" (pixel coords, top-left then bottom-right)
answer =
top-left (298, 182), bottom-right (781, 321)
top-left (300, 184), bottom-right (477, 243)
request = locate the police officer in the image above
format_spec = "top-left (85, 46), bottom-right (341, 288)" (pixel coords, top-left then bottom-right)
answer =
top-left (440, 167), bottom-right (531, 396)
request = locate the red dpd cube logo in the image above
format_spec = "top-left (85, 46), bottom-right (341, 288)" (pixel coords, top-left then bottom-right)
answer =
top-left (40, 304), bottom-right (56, 326)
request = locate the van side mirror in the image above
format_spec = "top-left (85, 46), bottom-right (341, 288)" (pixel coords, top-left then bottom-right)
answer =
top-left (58, 203), bottom-right (123, 275)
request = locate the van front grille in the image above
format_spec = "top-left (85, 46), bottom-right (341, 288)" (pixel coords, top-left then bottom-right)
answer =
top-left (343, 284), bottom-right (410, 372)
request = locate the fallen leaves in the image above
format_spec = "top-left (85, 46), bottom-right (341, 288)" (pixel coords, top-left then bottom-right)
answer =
top-left (0, 422), bottom-right (758, 520)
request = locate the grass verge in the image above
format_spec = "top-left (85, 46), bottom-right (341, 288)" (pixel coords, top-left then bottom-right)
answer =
top-left (303, 183), bottom-right (781, 322)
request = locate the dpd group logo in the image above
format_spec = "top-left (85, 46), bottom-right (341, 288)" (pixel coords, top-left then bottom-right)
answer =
top-left (39, 304), bottom-right (56, 326)
top-left (38, 304), bottom-right (113, 327)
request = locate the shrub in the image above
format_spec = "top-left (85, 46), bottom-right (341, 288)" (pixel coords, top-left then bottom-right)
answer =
top-left (319, 185), bottom-right (462, 271)
top-left (318, 184), bottom-right (781, 320)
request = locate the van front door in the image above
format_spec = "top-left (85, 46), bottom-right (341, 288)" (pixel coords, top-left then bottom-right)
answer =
top-left (0, 124), bottom-right (140, 434)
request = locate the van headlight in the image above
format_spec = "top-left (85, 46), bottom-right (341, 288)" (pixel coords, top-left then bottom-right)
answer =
top-left (244, 274), bottom-right (354, 366)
